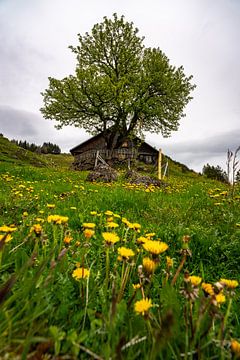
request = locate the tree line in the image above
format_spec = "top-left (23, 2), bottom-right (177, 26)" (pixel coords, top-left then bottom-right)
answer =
top-left (11, 139), bottom-right (61, 154)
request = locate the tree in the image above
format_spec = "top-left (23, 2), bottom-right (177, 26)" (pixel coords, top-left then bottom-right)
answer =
top-left (41, 14), bottom-right (195, 149)
top-left (202, 163), bottom-right (228, 183)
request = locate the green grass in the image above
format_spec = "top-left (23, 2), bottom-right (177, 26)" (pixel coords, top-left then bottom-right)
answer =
top-left (0, 142), bottom-right (240, 359)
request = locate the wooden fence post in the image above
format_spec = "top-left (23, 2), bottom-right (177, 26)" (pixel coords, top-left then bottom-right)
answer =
top-left (158, 148), bottom-right (162, 180)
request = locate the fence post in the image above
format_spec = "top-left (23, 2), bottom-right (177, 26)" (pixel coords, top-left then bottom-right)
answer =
top-left (158, 148), bottom-right (162, 180)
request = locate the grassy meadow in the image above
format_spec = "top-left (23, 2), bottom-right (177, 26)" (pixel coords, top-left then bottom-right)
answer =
top-left (0, 140), bottom-right (240, 359)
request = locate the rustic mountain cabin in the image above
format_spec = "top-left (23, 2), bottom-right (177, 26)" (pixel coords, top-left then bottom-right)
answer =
top-left (70, 132), bottom-right (158, 170)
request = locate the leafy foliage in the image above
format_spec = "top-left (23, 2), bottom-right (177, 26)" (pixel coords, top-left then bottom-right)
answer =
top-left (202, 163), bottom-right (228, 183)
top-left (41, 14), bottom-right (195, 149)
top-left (11, 139), bottom-right (61, 154)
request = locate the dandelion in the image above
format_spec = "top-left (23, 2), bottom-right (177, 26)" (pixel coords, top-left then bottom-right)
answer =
top-left (143, 257), bottom-right (157, 274)
top-left (90, 211), bottom-right (97, 215)
top-left (215, 292), bottom-right (226, 305)
top-left (64, 235), bottom-right (73, 244)
top-left (0, 234), bottom-right (13, 243)
top-left (106, 222), bottom-right (119, 228)
top-left (83, 229), bottom-right (95, 239)
top-left (30, 224), bottom-right (43, 235)
top-left (23, 211), bottom-right (28, 217)
top-left (143, 240), bottom-right (168, 255)
top-left (72, 267), bottom-right (90, 280)
top-left (47, 204), bottom-right (55, 209)
top-left (145, 233), bottom-right (156, 238)
top-left (102, 232), bottom-right (120, 245)
top-left (137, 236), bottom-right (148, 244)
top-left (0, 225), bottom-right (17, 233)
top-left (220, 279), bottom-right (239, 289)
top-left (117, 247), bottom-right (135, 260)
top-left (47, 215), bottom-right (68, 225)
top-left (70, 207), bottom-right (77, 210)
top-left (231, 340), bottom-right (240, 358)
top-left (202, 282), bottom-right (214, 296)
top-left (105, 210), bottom-right (113, 216)
top-left (132, 283), bottom-right (141, 290)
top-left (82, 222), bottom-right (96, 229)
top-left (134, 298), bottom-right (152, 316)
top-left (166, 256), bottom-right (174, 269)
top-left (189, 276), bottom-right (202, 287)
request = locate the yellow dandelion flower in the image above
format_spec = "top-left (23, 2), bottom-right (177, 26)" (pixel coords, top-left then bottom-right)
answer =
top-left (35, 217), bottom-right (44, 223)
top-left (0, 225), bottom-right (17, 233)
top-left (202, 282), bottom-right (214, 296)
top-left (215, 292), bottom-right (226, 305)
top-left (47, 215), bottom-right (68, 225)
top-left (132, 223), bottom-right (141, 230)
top-left (145, 233), bottom-right (156, 238)
top-left (0, 234), bottom-right (13, 243)
top-left (70, 207), bottom-right (77, 210)
top-left (106, 216), bottom-right (114, 222)
top-left (113, 214), bottom-right (121, 218)
top-left (23, 211), bottom-right (28, 217)
top-left (82, 222), bottom-right (96, 229)
top-left (133, 283), bottom-right (141, 290)
top-left (106, 222), bottom-right (119, 228)
top-left (117, 247), bottom-right (135, 260)
top-left (105, 210), bottom-right (113, 216)
top-left (231, 340), bottom-right (240, 357)
top-left (143, 240), bottom-right (168, 255)
top-left (143, 257), bottom-right (157, 274)
top-left (189, 276), bottom-right (202, 287)
top-left (83, 229), bottom-right (95, 239)
top-left (137, 236), bottom-right (148, 244)
top-left (47, 204), bottom-right (55, 209)
top-left (90, 211), bottom-right (97, 215)
top-left (220, 279), bottom-right (239, 289)
top-left (64, 236), bottom-right (73, 244)
top-left (72, 267), bottom-right (90, 280)
top-left (134, 298), bottom-right (152, 316)
top-left (102, 232), bottom-right (120, 245)
top-left (30, 224), bottom-right (43, 235)
top-left (166, 256), bottom-right (173, 268)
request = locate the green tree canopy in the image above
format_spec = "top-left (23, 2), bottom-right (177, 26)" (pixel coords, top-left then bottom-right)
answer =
top-left (41, 13), bottom-right (196, 149)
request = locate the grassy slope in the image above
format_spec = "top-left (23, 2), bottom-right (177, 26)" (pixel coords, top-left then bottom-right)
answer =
top-left (0, 136), bottom-right (240, 358)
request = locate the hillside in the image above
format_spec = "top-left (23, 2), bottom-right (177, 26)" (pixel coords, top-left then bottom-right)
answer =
top-left (0, 135), bottom-right (73, 169)
top-left (0, 135), bottom-right (240, 359)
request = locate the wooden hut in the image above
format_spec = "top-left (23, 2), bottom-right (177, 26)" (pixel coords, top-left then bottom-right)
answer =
top-left (70, 132), bottom-right (158, 170)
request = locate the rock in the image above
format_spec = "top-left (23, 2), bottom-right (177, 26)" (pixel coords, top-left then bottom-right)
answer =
top-left (125, 170), bottom-right (166, 187)
top-left (86, 164), bottom-right (119, 182)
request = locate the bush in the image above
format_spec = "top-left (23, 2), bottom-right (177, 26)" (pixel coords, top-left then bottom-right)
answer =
top-left (202, 163), bottom-right (228, 183)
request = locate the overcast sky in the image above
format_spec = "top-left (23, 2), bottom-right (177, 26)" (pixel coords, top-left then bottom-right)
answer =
top-left (0, 0), bottom-right (239, 172)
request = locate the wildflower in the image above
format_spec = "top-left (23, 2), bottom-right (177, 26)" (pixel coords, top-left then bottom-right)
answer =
top-left (106, 216), bottom-right (114, 222)
top-left (0, 234), bottom-right (13, 243)
top-left (117, 247), bottom-right (135, 260)
top-left (72, 267), bottom-right (90, 280)
top-left (47, 204), bottom-right (55, 209)
top-left (220, 279), bottom-right (239, 289)
top-left (113, 213), bottom-right (121, 218)
top-left (166, 256), bottom-right (174, 269)
top-left (39, 210), bottom-right (44, 214)
top-left (189, 276), bottom-right (202, 287)
top-left (202, 282), bottom-right (214, 296)
top-left (143, 240), bottom-right (168, 255)
top-left (231, 340), bottom-right (240, 358)
top-left (143, 257), bottom-right (157, 274)
top-left (137, 236), bottom-right (148, 244)
top-left (82, 222), bottom-right (96, 229)
top-left (83, 229), bottom-right (95, 239)
top-left (132, 223), bottom-right (141, 231)
top-left (30, 224), bottom-right (42, 235)
top-left (47, 215), bottom-right (69, 225)
top-left (23, 211), bottom-right (28, 217)
top-left (145, 233), bottom-right (156, 238)
top-left (64, 235), bottom-right (73, 244)
top-left (134, 298), bottom-right (152, 316)
top-left (102, 232), bottom-right (120, 245)
top-left (90, 211), bottom-right (97, 215)
top-left (105, 210), bottom-right (113, 216)
top-left (215, 292), bottom-right (226, 305)
top-left (106, 222), bottom-right (119, 228)
top-left (0, 225), bottom-right (17, 233)
top-left (35, 217), bottom-right (44, 223)
top-left (70, 207), bottom-right (77, 210)
top-left (133, 283), bottom-right (141, 290)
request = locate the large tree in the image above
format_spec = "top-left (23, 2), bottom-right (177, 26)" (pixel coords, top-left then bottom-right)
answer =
top-left (41, 14), bottom-right (195, 149)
